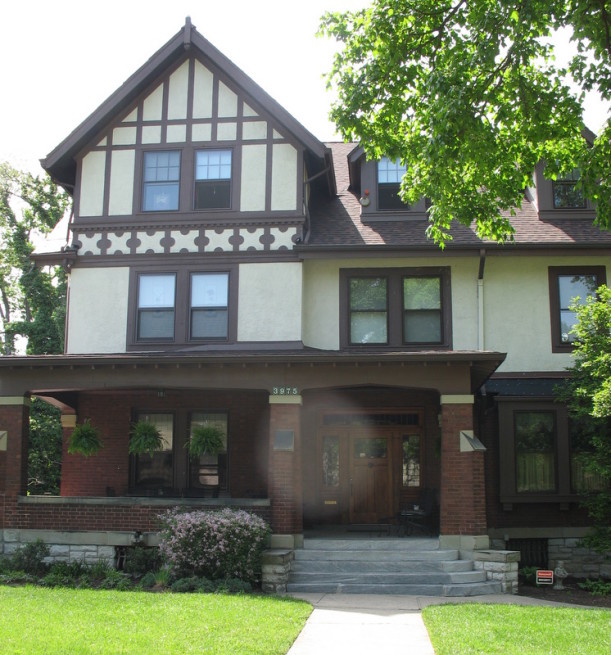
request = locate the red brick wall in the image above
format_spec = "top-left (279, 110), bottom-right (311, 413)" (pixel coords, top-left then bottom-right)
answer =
top-left (8, 500), bottom-right (271, 532)
top-left (60, 390), bottom-right (269, 498)
top-left (439, 403), bottom-right (487, 535)
top-left (268, 402), bottom-right (303, 534)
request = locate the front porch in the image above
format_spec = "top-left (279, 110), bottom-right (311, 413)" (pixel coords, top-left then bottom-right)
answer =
top-left (1, 350), bottom-right (504, 560)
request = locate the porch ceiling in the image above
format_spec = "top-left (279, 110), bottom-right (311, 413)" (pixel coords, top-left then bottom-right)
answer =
top-left (0, 350), bottom-right (505, 401)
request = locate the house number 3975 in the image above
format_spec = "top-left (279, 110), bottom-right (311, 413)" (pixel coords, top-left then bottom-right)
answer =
top-left (272, 387), bottom-right (299, 396)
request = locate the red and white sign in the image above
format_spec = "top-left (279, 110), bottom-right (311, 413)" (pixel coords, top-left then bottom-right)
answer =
top-left (536, 570), bottom-right (554, 585)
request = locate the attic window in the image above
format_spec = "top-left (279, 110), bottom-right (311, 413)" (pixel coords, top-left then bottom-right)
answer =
top-left (552, 169), bottom-right (585, 209)
top-left (194, 149), bottom-right (232, 209)
top-left (142, 151), bottom-right (181, 212)
top-left (377, 157), bottom-right (409, 210)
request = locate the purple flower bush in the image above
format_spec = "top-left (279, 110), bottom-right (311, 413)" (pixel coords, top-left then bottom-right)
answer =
top-left (158, 508), bottom-right (270, 584)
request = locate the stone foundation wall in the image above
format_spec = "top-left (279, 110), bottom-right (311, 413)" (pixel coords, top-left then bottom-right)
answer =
top-left (473, 550), bottom-right (520, 594)
top-left (490, 536), bottom-right (610, 579)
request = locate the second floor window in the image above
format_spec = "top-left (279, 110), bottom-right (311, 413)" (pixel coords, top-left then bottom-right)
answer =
top-left (377, 157), bottom-right (408, 210)
top-left (342, 268), bottom-right (451, 349)
top-left (137, 273), bottom-right (176, 340)
top-left (195, 149), bottom-right (232, 209)
top-left (143, 151), bottom-right (181, 211)
top-left (548, 267), bottom-right (606, 352)
top-left (190, 273), bottom-right (229, 339)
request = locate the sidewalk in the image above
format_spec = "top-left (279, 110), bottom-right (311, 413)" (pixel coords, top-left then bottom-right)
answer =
top-left (286, 593), bottom-right (579, 655)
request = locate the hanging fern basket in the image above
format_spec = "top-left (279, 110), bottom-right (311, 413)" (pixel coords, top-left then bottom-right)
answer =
top-left (188, 425), bottom-right (225, 459)
top-left (129, 420), bottom-right (164, 457)
top-left (67, 419), bottom-right (103, 456)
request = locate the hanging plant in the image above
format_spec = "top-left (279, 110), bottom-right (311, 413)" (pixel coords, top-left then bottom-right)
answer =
top-left (129, 420), bottom-right (163, 457)
top-left (188, 425), bottom-right (225, 459)
top-left (67, 419), bottom-right (103, 456)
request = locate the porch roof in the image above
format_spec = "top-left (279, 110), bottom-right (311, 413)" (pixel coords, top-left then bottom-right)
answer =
top-left (0, 349), bottom-right (505, 403)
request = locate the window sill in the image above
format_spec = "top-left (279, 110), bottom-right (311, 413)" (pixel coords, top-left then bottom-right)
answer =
top-left (19, 494), bottom-right (270, 508)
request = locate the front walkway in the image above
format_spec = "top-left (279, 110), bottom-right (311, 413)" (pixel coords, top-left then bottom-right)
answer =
top-left (286, 592), bottom-right (583, 655)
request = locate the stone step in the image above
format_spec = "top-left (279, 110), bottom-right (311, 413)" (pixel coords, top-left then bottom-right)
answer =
top-left (286, 580), bottom-right (503, 596)
top-left (294, 548), bottom-right (459, 562)
top-left (288, 570), bottom-right (487, 585)
top-left (303, 537), bottom-right (440, 551)
top-left (290, 559), bottom-right (473, 574)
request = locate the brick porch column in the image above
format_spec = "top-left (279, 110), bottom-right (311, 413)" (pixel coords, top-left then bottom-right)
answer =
top-left (59, 413), bottom-right (77, 496)
top-left (0, 396), bottom-right (31, 531)
top-left (267, 395), bottom-right (303, 537)
top-left (439, 395), bottom-right (487, 547)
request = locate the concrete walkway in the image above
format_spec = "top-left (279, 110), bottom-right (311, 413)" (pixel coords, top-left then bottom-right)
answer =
top-left (286, 593), bottom-right (580, 655)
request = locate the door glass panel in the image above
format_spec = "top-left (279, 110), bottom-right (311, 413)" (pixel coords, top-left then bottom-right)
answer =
top-left (134, 413), bottom-right (174, 489)
top-left (322, 435), bottom-right (340, 487)
top-left (402, 435), bottom-right (421, 487)
top-left (353, 438), bottom-right (387, 459)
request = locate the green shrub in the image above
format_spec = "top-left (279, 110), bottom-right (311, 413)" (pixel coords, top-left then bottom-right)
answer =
top-left (11, 539), bottom-right (50, 576)
top-left (578, 578), bottom-right (611, 596)
top-left (88, 560), bottom-right (113, 581)
top-left (153, 566), bottom-right (173, 589)
top-left (159, 508), bottom-right (270, 585)
top-left (123, 545), bottom-right (162, 576)
top-left (0, 570), bottom-right (35, 584)
top-left (170, 576), bottom-right (202, 593)
top-left (139, 571), bottom-right (157, 589)
top-left (40, 571), bottom-right (77, 588)
top-left (519, 566), bottom-right (538, 586)
top-left (98, 569), bottom-right (132, 591)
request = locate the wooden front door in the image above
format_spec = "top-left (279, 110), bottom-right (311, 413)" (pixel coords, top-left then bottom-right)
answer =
top-left (349, 432), bottom-right (392, 524)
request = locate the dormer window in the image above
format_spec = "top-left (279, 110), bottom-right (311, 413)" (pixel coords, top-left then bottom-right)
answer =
top-left (377, 157), bottom-right (409, 210)
top-left (142, 151), bottom-right (181, 212)
top-left (552, 169), bottom-right (585, 209)
top-left (195, 149), bottom-right (232, 209)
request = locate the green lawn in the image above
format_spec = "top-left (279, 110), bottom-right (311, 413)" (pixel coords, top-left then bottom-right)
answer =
top-left (422, 603), bottom-right (611, 655)
top-left (0, 585), bottom-right (311, 655)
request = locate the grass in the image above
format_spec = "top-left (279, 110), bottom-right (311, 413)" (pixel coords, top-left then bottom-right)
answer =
top-left (422, 603), bottom-right (611, 655)
top-left (0, 585), bottom-right (311, 655)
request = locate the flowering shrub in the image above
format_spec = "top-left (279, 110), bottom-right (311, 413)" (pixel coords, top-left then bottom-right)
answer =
top-left (158, 508), bottom-right (270, 584)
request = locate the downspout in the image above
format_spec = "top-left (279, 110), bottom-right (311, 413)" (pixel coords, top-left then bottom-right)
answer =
top-left (477, 249), bottom-right (486, 351)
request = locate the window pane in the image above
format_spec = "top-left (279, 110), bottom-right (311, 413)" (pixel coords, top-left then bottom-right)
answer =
top-left (515, 412), bottom-right (556, 492)
top-left (196, 150), bottom-right (232, 180)
top-left (135, 413), bottom-right (173, 489)
top-left (350, 278), bottom-right (387, 310)
top-left (353, 438), bottom-right (387, 458)
top-left (404, 310), bottom-right (441, 343)
top-left (553, 170), bottom-right (585, 209)
top-left (351, 313), bottom-right (387, 343)
top-left (191, 309), bottom-right (228, 339)
top-left (558, 274), bottom-right (598, 343)
top-left (404, 277), bottom-right (440, 309)
top-left (190, 413), bottom-right (228, 489)
top-left (402, 435), bottom-right (421, 487)
top-left (322, 435), bottom-right (340, 487)
top-left (191, 274), bottom-right (228, 307)
top-left (138, 274), bottom-right (175, 340)
top-left (143, 151), bottom-right (180, 211)
top-left (139, 275), bottom-right (175, 308)
top-left (138, 309), bottom-right (175, 339)
top-left (377, 157), bottom-right (406, 184)
top-left (558, 275), bottom-right (598, 308)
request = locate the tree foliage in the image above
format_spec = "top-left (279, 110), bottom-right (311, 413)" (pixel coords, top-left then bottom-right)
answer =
top-left (320, 0), bottom-right (611, 245)
top-left (0, 163), bottom-right (70, 355)
top-left (556, 285), bottom-right (611, 553)
top-left (1, 162), bottom-right (71, 494)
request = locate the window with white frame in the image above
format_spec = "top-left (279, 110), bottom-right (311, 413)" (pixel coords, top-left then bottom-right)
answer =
top-left (194, 149), bottom-right (232, 209)
top-left (190, 273), bottom-right (229, 339)
top-left (377, 157), bottom-right (408, 210)
top-left (142, 151), bottom-right (181, 212)
top-left (137, 274), bottom-right (176, 340)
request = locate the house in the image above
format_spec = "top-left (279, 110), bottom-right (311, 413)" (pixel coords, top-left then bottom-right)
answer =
top-left (1, 19), bottom-right (610, 584)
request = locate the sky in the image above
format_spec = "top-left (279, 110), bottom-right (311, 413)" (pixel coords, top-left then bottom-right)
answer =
top-left (0, 0), bottom-right (608, 176)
